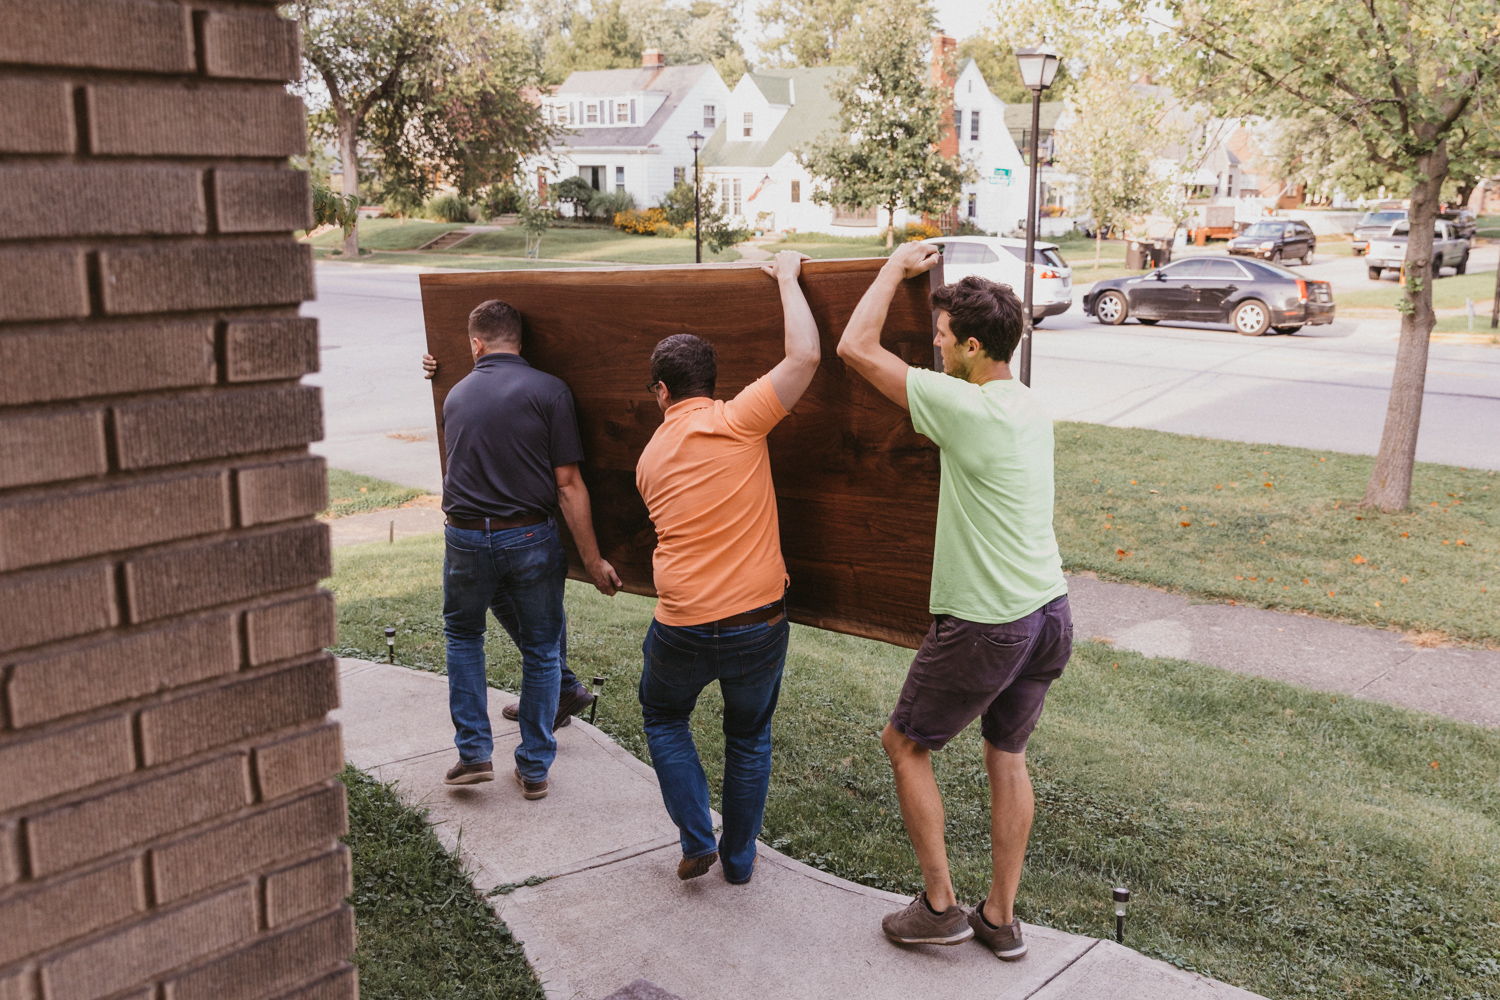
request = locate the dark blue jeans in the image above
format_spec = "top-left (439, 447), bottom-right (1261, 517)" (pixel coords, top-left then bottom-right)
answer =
top-left (443, 520), bottom-right (578, 781)
top-left (638, 611), bottom-right (789, 883)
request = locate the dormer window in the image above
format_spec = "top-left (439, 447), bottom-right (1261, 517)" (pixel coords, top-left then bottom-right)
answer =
top-left (617, 101), bottom-right (629, 120)
top-left (743, 111), bottom-right (753, 138)
top-left (586, 103), bottom-right (598, 124)
top-left (703, 104), bottom-right (716, 128)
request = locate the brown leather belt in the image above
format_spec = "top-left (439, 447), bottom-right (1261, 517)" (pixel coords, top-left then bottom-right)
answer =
top-left (446, 513), bottom-right (546, 531)
top-left (709, 600), bottom-right (786, 628)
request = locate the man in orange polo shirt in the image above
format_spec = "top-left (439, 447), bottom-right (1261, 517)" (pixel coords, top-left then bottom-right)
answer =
top-left (635, 250), bottom-right (820, 885)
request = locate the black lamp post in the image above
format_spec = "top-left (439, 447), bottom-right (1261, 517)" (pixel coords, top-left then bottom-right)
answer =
top-left (688, 130), bottom-right (705, 263)
top-left (1014, 45), bottom-right (1061, 387)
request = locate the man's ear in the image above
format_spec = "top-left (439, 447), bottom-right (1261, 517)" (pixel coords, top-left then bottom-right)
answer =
top-left (965, 337), bottom-right (986, 357)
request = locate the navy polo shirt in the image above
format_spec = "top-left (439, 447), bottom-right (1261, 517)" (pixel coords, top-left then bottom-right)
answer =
top-left (441, 352), bottom-right (585, 520)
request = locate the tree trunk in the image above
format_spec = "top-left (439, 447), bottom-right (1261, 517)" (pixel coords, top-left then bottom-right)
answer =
top-left (339, 117), bottom-right (360, 258)
top-left (1094, 228), bottom-right (1102, 269)
top-left (885, 202), bottom-right (896, 250)
top-left (1359, 140), bottom-right (1449, 513)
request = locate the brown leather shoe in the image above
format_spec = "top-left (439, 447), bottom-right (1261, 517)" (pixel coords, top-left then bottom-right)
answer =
top-left (443, 760), bottom-right (494, 785)
top-left (513, 767), bottom-right (549, 800)
top-left (677, 851), bottom-right (718, 880)
top-left (500, 687), bottom-right (595, 729)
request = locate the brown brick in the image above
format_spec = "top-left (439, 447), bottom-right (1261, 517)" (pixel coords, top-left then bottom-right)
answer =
top-left (0, 0), bottom-right (194, 73)
top-left (0, 322), bottom-right (215, 407)
top-left (0, 79), bottom-right (74, 154)
top-left (213, 169), bottom-right (313, 233)
top-left (41, 884), bottom-right (256, 1000)
top-left (0, 470), bottom-right (231, 573)
top-left (88, 84), bottom-right (306, 157)
top-left (5, 613), bottom-right (238, 729)
top-left (245, 591), bottom-right (336, 667)
top-left (224, 318), bottom-right (319, 383)
top-left (112, 385), bottom-right (322, 470)
top-left (0, 714), bottom-right (135, 813)
top-left (0, 248), bottom-right (89, 322)
top-left (236, 457), bottom-right (326, 527)
top-left (202, 9), bottom-right (301, 81)
top-left (265, 845), bottom-right (350, 928)
top-left (254, 723), bottom-right (342, 800)
top-left (162, 905), bottom-right (353, 1000)
top-left (24, 753), bottom-right (252, 877)
top-left (152, 783), bottom-right (346, 904)
top-left (0, 562), bottom-right (116, 656)
top-left (270, 964), bottom-right (356, 1000)
top-left (0, 965), bottom-right (37, 1000)
top-left (137, 655), bottom-right (338, 765)
top-left (0, 165), bottom-right (206, 241)
top-left (123, 522), bottom-right (330, 623)
top-left (0, 856), bottom-right (146, 966)
top-left (0, 409), bottom-right (108, 490)
top-left (0, 820), bottom-right (20, 887)
top-left (99, 239), bottom-right (314, 315)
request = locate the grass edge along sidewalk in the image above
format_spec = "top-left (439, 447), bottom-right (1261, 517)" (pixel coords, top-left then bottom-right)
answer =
top-left (342, 766), bottom-right (545, 999)
top-left (328, 546), bottom-right (1500, 1000)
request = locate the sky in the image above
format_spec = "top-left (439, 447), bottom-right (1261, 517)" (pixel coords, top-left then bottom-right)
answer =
top-left (739, 0), bottom-right (996, 63)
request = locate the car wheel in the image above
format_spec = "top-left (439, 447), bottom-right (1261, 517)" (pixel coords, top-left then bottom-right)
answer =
top-left (1368, 266), bottom-right (1383, 280)
top-left (1303, 249), bottom-right (1314, 265)
top-left (1271, 249), bottom-right (1282, 264)
top-left (1137, 318), bottom-right (1158, 325)
top-left (1272, 325), bottom-right (1303, 335)
top-left (1232, 299), bottom-right (1271, 336)
top-left (1456, 252), bottom-right (1468, 275)
top-left (1031, 315), bottom-right (1045, 327)
top-left (1095, 291), bottom-right (1127, 325)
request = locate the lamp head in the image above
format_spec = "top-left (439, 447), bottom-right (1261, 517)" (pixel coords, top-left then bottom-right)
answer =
top-left (1015, 45), bottom-right (1061, 92)
top-left (687, 130), bottom-right (705, 152)
top-left (1112, 887), bottom-right (1130, 917)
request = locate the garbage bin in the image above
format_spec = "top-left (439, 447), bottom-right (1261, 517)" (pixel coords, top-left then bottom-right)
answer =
top-left (1149, 239), bottom-right (1172, 267)
top-left (1126, 241), bottom-right (1149, 270)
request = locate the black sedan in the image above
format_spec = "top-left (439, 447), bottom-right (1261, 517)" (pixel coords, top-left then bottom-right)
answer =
top-left (1082, 256), bottom-right (1334, 336)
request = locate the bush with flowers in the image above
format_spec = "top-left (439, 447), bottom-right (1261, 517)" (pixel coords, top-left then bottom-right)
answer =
top-left (613, 207), bottom-right (672, 236)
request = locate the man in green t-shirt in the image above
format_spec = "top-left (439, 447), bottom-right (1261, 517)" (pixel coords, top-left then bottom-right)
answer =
top-left (835, 241), bottom-right (1072, 961)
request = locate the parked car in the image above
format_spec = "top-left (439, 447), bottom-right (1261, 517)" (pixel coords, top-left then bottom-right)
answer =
top-left (1439, 206), bottom-right (1477, 240)
top-left (1364, 219), bottom-right (1471, 280)
top-left (1227, 219), bottom-right (1317, 264)
top-left (1082, 255), bottom-right (1334, 336)
top-left (922, 236), bottom-right (1073, 322)
top-left (1351, 209), bottom-right (1407, 252)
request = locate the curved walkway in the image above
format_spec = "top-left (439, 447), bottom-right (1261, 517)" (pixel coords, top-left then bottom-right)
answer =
top-left (333, 658), bottom-right (1259, 1000)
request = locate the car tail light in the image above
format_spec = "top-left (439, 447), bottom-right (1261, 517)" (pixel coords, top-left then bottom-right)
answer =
top-left (1295, 279), bottom-right (1308, 304)
top-left (1038, 269), bottom-right (1060, 279)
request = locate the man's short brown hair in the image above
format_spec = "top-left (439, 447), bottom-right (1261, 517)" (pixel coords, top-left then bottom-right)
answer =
top-left (469, 299), bottom-right (523, 345)
top-left (650, 334), bottom-right (717, 399)
top-left (930, 277), bottom-right (1024, 362)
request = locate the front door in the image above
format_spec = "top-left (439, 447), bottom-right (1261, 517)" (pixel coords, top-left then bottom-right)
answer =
top-left (1130, 259), bottom-right (1204, 319)
top-left (579, 166), bottom-right (604, 191)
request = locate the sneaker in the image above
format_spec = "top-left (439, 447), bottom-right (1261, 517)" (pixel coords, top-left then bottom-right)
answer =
top-left (500, 687), bottom-right (595, 729)
top-left (443, 760), bottom-right (494, 785)
top-left (513, 767), bottom-right (549, 800)
top-left (881, 891), bottom-right (974, 946)
top-left (967, 899), bottom-right (1028, 960)
top-left (677, 851), bottom-right (718, 880)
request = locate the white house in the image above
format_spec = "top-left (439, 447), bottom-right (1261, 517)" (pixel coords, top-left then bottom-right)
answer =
top-left (529, 50), bottom-right (731, 210)
top-left (952, 58), bottom-right (1031, 236)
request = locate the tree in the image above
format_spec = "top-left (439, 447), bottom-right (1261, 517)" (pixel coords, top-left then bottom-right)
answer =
top-left (1055, 73), bottom-right (1170, 269)
top-left (658, 179), bottom-right (748, 251)
top-left (534, 0), bottom-right (750, 86)
top-left (798, 0), bottom-right (970, 249)
top-left (755, 0), bottom-right (863, 67)
top-left (543, 0), bottom-right (641, 81)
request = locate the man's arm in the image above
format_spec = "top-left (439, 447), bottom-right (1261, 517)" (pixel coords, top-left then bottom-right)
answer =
top-left (835, 242), bottom-right (942, 410)
top-left (554, 463), bottom-right (622, 596)
top-left (761, 250), bottom-right (821, 412)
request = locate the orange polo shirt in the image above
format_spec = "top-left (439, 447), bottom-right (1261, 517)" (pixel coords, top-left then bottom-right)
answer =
top-left (635, 377), bottom-right (789, 626)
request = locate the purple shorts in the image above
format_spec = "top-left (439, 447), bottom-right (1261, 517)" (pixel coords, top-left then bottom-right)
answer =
top-left (889, 595), bottom-right (1072, 753)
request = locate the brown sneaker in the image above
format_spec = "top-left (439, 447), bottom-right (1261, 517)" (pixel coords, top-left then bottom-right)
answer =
top-left (677, 851), bottom-right (718, 880)
top-left (881, 891), bottom-right (974, 946)
top-left (443, 760), bottom-right (494, 785)
top-left (967, 899), bottom-right (1028, 960)
top-left (513, 767), bottom-right (549, 800)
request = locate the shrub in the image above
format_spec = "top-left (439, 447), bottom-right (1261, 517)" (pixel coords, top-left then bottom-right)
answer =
top-left (588, 189), bottom-right (636, 220)
top-left (613, 207), bottom-right (670, 235)
top-left (553, 176), bottom-right (594, 218)
top-left (424, 194), bottom-right (475, 223)
top-left (954, 218), bottom-right (993, 237)
top-left (483, 183), bottom-right (522, 218)
top-left (898, 221), bottom-right (942, 242)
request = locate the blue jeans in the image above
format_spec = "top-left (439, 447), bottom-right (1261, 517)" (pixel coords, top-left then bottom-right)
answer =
top-left (638, 610), bottom-right (789, 883)
top-left (443, 520), bottom-right (578, 781)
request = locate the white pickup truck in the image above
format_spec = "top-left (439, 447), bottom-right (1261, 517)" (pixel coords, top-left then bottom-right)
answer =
top-left (1365, 219), bottom-right (1472, 280)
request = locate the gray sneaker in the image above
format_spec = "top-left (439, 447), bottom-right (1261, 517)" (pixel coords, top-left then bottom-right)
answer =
top-left (881, 891), bottom-right (975, 946)
top-left (967, 899), bottom-right (1028, 960)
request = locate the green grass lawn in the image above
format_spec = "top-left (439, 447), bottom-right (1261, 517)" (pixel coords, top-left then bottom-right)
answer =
top-left (1434, 314), bottom-right (1500, 335)
top-left (323, 469), bottom-right (427, 518)
top-left (1474, 216), bottom-right (1500, 238)
top-left (342, 766), bottom-right (544, 999)
top-left (1337, 270), bottom-right (1498, 310)
top-left (306, 218), bottom-right (468, 251)
top-left (311, 250), bottom-right (602, 270)
top-left (309, 222), bottom-right (740, 265)
top-left (328, 540), bottom-right (1500, 1000)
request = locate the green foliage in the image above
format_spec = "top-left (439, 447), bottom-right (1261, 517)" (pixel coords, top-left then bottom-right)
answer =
top-left (956, 30), bottom-right (1071, 103)
top-left (482, 181), bottom-right (524, 217)
top-left (798, 0), bottom-right (970, 247)
top-left (543, 0), bottom-right (641, 81)
top-left (342, 767), bottom-right (544, 1000)
top-left (657, 179), bottom-right (747, 250)
top-left (423, 194), bottom-right (475, 223)
top-left (323, 468), bottom-right (427, 518)
top-left (552, 175), bottom-right (596, 218)
top-left (534, 0), bottom-right (751, 86)
top-left (756, 0), bottom-right (864, 67)
top-left (311, 183), bottom-right (361, 236)
top-left (588, 189), bottom-right (637, 219)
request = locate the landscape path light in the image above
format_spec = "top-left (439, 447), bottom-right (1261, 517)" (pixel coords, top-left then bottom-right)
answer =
top-left (688, 130), bottom-right (706, 263)
top-left (588, 675), bottom-right (606, 724)
top-left (1113, 886), bottom-right (1130, 943)
top-left (384, 626), bottom-right (396, 663)
top-left (1013, 44), bottom-right (1060, 387)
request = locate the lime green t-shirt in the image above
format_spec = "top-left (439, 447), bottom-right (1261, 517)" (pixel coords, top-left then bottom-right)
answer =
top-left (906, 367), bottom-right (1067, 624)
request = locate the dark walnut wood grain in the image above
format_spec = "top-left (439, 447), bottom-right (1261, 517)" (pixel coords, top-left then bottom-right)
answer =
top-left (420, 258), bottom-right (944, 648)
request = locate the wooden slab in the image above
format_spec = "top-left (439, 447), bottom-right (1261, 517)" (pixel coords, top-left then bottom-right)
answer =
top-left (419, 259), bottom-right (943, 648)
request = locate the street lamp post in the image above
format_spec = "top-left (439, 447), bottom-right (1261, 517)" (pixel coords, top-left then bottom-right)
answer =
top-left (688, 130), bottom-right (705, 263)
top-left (1014, 45), bottom-right (1060, 387)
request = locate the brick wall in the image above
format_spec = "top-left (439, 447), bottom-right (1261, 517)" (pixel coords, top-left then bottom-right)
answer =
top-left (0, 3), bottom-right (351, 998)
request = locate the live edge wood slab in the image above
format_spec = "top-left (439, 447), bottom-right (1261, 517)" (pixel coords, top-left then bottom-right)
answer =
top-left (420, 258), bottom-right (944, 649)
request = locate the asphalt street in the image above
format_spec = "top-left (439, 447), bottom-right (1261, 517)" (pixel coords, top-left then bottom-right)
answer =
top-left (305, 248), bottom-right (1500, 492)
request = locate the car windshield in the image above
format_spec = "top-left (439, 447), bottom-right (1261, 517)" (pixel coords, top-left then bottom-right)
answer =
top-left (1003, 246), bottom-right (1067, 267)
top-left (1242, 222), bottom-right (1283, 237)
top-left (1360, 211), bottom-right (1405, 226)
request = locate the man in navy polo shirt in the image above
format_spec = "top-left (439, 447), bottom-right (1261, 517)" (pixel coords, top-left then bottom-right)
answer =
top-left (427, 299), bottom-right (620, 799)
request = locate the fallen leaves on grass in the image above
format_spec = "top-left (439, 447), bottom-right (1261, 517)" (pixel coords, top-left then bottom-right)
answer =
top-left (1352, 555), bottom-right (1367, 564)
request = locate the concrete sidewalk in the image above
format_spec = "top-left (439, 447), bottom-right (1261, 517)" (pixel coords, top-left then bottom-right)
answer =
top-left (333, 658), bottom-right (1260, 1000)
